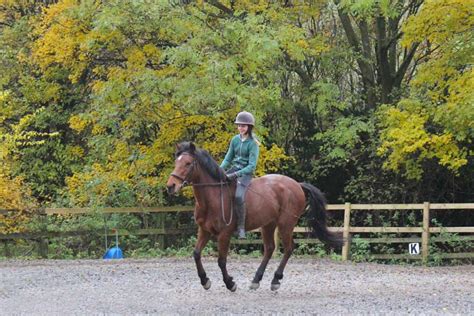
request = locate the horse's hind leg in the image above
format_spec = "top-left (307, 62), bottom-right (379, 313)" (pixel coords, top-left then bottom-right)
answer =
top-left (217, 232), bottom-right (237, 292)
top-left (270, 224), bottom-right (295, 291)
top-left (194, 227), bottom-right (212, 290)
top-left (250, 222), bottom-right (277, 290)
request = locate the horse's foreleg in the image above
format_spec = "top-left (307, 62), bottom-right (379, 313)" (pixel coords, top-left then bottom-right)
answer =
top-left (194, 227), bottom-right (211, 290)
top-left (250, 223), bottom-right (277, 290)
top-left (271, 226), bottom-right (295, 291)
top-left (217, 232), bottom-right (236, 292)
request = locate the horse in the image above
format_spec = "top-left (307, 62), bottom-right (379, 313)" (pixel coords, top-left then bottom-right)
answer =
top-left (166, 141), bottom-right (343, 291)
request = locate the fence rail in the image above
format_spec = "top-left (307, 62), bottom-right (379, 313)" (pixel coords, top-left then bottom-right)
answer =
top-left (1, 203), bottom-right (473, 262)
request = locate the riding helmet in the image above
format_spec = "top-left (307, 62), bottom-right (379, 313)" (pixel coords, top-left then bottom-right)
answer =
top-left (234, 111), bottom-right (255, 126)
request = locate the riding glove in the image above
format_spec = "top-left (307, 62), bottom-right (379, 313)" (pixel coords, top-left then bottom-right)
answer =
top-left (226, 172), bottom-right (239, 181)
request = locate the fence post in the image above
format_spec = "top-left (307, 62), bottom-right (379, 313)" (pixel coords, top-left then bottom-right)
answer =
top-left (38, 211), bottom-right (48, 258)
top-left (422, 202), bottom-right (430, 264)
top-left (157, 189), bottom-right (165, 250)
top-left (157, 210), bottom-right (166, 250)
top-left (342, 202), bottom-right (351, 261)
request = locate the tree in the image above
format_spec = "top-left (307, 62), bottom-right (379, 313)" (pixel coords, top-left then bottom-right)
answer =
top-left (335, 0), bottom-right (424, 107)
top-left (377, 0), bottom-right (474, 201)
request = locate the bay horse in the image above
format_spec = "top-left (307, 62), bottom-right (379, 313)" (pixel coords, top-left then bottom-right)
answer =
top-left (166, 142), bottom-right (342, 291)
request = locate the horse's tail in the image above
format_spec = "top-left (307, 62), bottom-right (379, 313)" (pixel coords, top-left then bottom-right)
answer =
top-left (300, 182), bottom-right (343, 248)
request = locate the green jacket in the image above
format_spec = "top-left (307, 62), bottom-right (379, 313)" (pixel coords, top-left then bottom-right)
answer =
top-left (220, 135), bottom-right (259, 176)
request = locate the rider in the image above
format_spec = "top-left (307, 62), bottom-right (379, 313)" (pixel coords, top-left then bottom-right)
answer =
top-left (221, 111), bottom-right (260, 239)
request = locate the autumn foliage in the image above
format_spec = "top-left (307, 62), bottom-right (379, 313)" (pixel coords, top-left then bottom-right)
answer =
top-left (0, 0), bottom-right (472, 234)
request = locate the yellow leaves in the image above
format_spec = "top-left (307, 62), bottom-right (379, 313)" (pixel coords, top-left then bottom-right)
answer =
top-left (125, 47), bottom-right (147, 70)
top-left (446, 69), bottom-right (474, 105)
top-left (378, 101), bottom-right (469, 179)
top-left (67, 145), bottom-right (84, 159)
top-left (31, 0), bottom-right (95, 83)
top-left (230, 0), bottom-right (322, 21)
top-left (402, 0), bottom-right (474, 104)
top-left (277, 25), bottom-right (307, 61)
top-left (296, 39), bottom-right (309, 49)
top-left (0, 90), bottom-right (10, 101)
top-left (35, 0), bottom-right (75, 28)
top-left (143, 44), bottom-right (162, 62)
top-left (402, 0), bottom-right (474, 48)
top-left (277, 24), bottom-right (329, 61)
top-left (0, 108), bottom-right (55, 231)
top-left (92, 123), bottom-right (105, 135)
top-left (257, 143), bottom-right (291, 176)
top-left (434, 68), bottom-right (474, 141)
top-left (69, 115), bottom-right (89, 132)
top-left (378, 106), bottom-right (428, 174)
top-left (0, 173), bottom-right (23, 209)
top-left (108, 141), bottom-right (129, 164)
top-left (2, 108), bottom-right (59, 152)
top-left (0, 0), bottom-right (17, 6)
top-left (231, 0), bottom-right (269, 14)
top-left (307, 36), bottom-right (330, 55)
top-left (0, 90), bottom-right (13, 125)
top-left (0, 173), bottom-right (35, 234)
top-left (429, 134), bottom-right (467, 170)
top-left (65, 171), bottom-right (95, 206)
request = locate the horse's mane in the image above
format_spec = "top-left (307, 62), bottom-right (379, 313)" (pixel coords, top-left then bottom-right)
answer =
top-left (175, 142), bottom-right (226, 181)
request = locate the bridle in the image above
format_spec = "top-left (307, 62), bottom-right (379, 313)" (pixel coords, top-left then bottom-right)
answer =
top-left (170, 151), bottom-right (234, 226)
top-left (170, 153), bottom-right (197, 188)
top-left (170, 152), bottom-right (229, 188)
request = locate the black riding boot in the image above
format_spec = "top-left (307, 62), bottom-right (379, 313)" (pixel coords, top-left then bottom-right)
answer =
top-left (236, 203), bottom-right (246, 239)
top-left (233, 173), bottom-right (251, 239)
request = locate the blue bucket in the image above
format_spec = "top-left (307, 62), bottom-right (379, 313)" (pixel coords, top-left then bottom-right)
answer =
top-left (103, 228), bottom-right (123, 260)
top-left (103, 246), bottom-right (123, 259)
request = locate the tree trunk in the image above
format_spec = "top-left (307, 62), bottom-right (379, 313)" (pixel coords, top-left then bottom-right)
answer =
top-left (334, 0), bottom-right (424, 107)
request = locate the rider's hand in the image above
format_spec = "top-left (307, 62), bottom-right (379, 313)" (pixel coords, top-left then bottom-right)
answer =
top-left (226, 172), bottom-right (238, 181)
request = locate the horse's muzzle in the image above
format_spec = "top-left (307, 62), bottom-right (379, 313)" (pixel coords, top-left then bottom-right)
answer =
top-left (166, 183), bottom-right (176, 195)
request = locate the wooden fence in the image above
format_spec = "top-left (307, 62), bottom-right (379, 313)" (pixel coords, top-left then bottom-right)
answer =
top-left (1, 203), bottom-right (473, 262)
top-left (325, 203), bottom-right (474, 262)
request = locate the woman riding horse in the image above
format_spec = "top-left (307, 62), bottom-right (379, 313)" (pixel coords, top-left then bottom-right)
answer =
top-left (220, 111), bottom-right (260, 239)
top-left (166, 141), bottom-right (342, 291)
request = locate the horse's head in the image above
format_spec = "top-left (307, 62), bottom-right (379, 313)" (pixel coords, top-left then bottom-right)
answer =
top-left (166, 142), bottom-right (197, 195)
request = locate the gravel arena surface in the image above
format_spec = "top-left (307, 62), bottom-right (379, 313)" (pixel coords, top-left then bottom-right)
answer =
top-left (1, 257), bottom-right (473, 315)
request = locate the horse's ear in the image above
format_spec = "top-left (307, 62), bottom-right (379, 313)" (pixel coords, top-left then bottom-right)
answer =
top-left (175, 143), bottom-right (181, 151)
top-left (189, 142), bottom-right (196, 152)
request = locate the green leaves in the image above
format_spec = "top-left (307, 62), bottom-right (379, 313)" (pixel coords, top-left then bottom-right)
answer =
top-left (315, 116), bottom-right (373, 162)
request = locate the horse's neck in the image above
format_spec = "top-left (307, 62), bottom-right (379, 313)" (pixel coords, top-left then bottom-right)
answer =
top-left (192, 171), bottom-right (218, 202)
top-left (192, 170), bottom-right (223, 219)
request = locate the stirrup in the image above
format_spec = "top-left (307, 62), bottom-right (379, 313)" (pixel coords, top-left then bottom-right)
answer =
top-left (237, 228), bottom-right (246, 239)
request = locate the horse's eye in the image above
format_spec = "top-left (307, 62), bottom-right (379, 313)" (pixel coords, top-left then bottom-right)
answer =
top-left (185, 162), bottom-right (191, 166)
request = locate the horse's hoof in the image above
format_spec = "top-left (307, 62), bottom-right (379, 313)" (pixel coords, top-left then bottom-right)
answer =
top-left (249, 282), bottom-right (260, 290)
top-left (230, 283), bottom-right (237, 292)
top-left (203, 279), bottom-right (211, 290)
top-left (271, 283), bottom-right (280, 291)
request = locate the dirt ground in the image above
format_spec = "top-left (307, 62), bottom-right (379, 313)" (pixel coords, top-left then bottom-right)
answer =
top-left (1, 257), bottom-right (473, 315)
